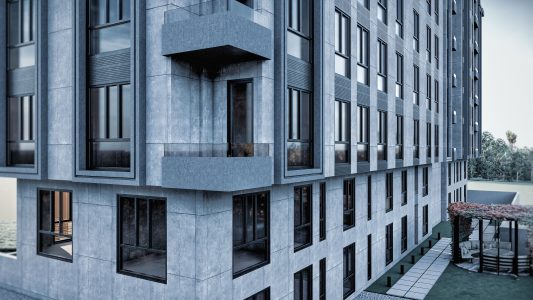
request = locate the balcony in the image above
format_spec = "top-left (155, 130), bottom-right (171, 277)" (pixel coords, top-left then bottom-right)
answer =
top-left (474, 40), bottom-right (479, 54)
top-left (161, 143), bottom-right (273, 192)
top-left (474, 67), bottom-right (480, 80)
top-left (162, 0), bottom-right (272, 68)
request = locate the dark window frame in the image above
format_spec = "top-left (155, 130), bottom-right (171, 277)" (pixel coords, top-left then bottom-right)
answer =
top-left (426, 74), bottom-right (432, 110)
top-left (396, 115), bottom-right (404, 159)
top-left (367, 175), bottom-right (372, 220)
top-left (401, 170), bottom-right (407, 205)
top-left (287, 87), bottom-right (314, 169)
top-left (413, 64), bottom-right (420, 105)
top-left (367, 234), bottom-right (372, 280)
top-left (423, 167), bottom-right (429, 196)
top-left (343, 178), bottom-right (355, 231)
top-left (88, 0), bottom-right (132, 56)
top-left (377, 110), bottom-right (388, 161)
top-left (343, 243), bottom-right (356, 299)
top-left (287, 0), bottom-right (313, 63)
top-left (6, 0), bottom-right (36, 70)
top-left (357, 24), bottom-right (370, 85)
top-left (227, 79), bottom-right (255, 157)
top-left (377, 0), bottom-right (388, 24)
top-left (6, 95), bottom-right (36, 167)
top-left (319, 182), bottom-right (326, 241)
top-left (426, 122), bottom-right (432, 158)
top-left (245, 288), bottom-right (270, 300)
top-left (414, 119), bottom-right (420, 158)
top-left (401, 215), bottom-right (407, 253)
top-left (377, 39), bottom-right (388, 92)
top-left (319, 258), bottom-right (326, 300)
top-left (117, 194), bottom-right (167, 283)
top-left (358, 0), bottom-right (370, 10)
top-left (423, 204), bottom-right (429, 235)
top-left (385, 173), bottom-right (393, 212)
top-left (294, 265), bottom-right (313, 300)
top-left (426, 25), bottom-right (432, 63)
top-left (37, 188), bottom-right (73, 263)
top-left (395, 52), bottom-right (404, 99)
top-left (334, 8), bottom-right (351, 78)
top-left (413, 10), bottom-right (420, 52)
top-left (385, 223), bottom-right (393, 265)
top-left (395, 0), bottom-right (403, 38)
top-left (357, 105), bottom-right (370, 162)
top-left (294, 185), bottom-right (313, 252)
top-left (233, 191), bottom-right (270, 278)
top-left (335, 99), bottom-right (350, 164)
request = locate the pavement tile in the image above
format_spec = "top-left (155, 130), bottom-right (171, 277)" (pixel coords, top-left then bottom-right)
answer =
top-left (405, 291), bottom-right (426, 300)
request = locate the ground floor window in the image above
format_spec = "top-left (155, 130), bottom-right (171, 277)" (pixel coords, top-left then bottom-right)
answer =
top-left (423, 205), bottom-right (429, 236)
top-left (343, 243), bottom-right (355, 298)
top-left (118, 195), bottom-right (167, 283)
top-left (294, 265), bottom-right (312, 300)
top-left (386, 223), bottom-right (393, 265)
top-left (319, 258), bottom-right (326, 300)
top-left (38, 189), bottom-right (73, 262)
top-left (233, 191), bottom-right (270, 277)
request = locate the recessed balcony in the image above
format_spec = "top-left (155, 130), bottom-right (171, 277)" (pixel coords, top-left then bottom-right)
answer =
top-left (161, 143), bottom-right (273, 192)
top-left (162, 0), bottom-right (273, 67)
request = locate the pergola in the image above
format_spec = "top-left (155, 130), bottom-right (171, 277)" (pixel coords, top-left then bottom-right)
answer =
top-left (448, 202), bottom-right (533, 275)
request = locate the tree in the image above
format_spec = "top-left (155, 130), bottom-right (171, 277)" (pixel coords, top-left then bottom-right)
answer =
top-left (506, 130), bottom-right (517, 151)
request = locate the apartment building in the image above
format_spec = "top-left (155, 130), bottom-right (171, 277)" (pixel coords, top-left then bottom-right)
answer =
top-left (0, 0), bottom-right (482, 299)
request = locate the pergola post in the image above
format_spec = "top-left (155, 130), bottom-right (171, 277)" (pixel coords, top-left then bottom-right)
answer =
top-left (479, 219), bottom-right (483, 273)
top-left (453, 217), bottom-right (461, 262)
top-left (513, 221), bottom-right (519, 275)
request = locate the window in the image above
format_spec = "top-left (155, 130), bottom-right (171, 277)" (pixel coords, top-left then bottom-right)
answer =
top-left (435, 125), bottom-right (439, 158)
top-left (426, 74), bottom-right (432, 110)
top-left (294, 185), bottom-right (312, 251)
top-left (464, 161), bottom-right (467, 178)
top-left (88, 84), bottom-right (132, 170)
top-left (245, 288), bottom-right (270, 300)
top-left (233, 192), bottom-right (270, 277)
top-left (435, 0), bottom-right (439, 24)
top-left (423, 167), bottom-right (429, 196)
top-left (413, 11), bottom-right (419, 52)
top-left (448, 192), bottom-right (451, 204)
top-left (7, 96), bottom-right (35, 166)
top-left (377, 111), bottom-right (387, 161)
top-left (426, 0), bottom-right (431, 15)
top-left (335, 9), bottom-right (350, 77)
top-left (367, 234), bottom-right (372, 280)
top-left (415, 166), bottom-right (419, 195)
top-left (434, 79), bottom-right (439, 113)
top-left (434, 35), bottom-right (440, 69)
top-left (367, 176), bottom-right (372, 220)
top-left (343, 243), bottom-right (356, 299)
top-left (401, 170), bottom-right (407, 205)
top-left (396, 115), bottom-right (404, 159)
top-left (385, 223), bottom-right (393, 265)
top-left (426, 122), bottom-right (432, 158)
top-left (357, 106), bottom-right (370, 162)
top-left (288, 88), bottom-right (313, 169)
top-left (413, 65), bottom-right (420, 105)
top-left (288, 0), bottom-right (312, 62)
top-left (464, 184), bottom-right (467, 201)
top-left (358, 0), bottom-right (369, 9)
top-left (228, 80), bottom-right (254, 157)
top-left (357, 25), bottom-right (370, 85)
top-left (343, 179), bottom-right (355, 230)
top-left (401, 216), bottom-right (407, 253)
top-left (89, 0), bottom-right (131, 55)
top-left (377, 40), bottom-right (388, 92)
top-left (426, 26), bottom-right (431, 62)
top-left (38, 190), bottom-right (73, 262)
top-left (423, 205), bottom-right (429, 235)
top-left (319, 258), bottom-right (326, 300)
top-left (319, 182), bottom-right (326, 241)
top-left (294, 266), bottom-right (312, 300)
top-left (335, 100), bottom-right (350, 164)
top-left (386, 173), bottom-right (393, 212)
top-left (395, 0), bottom-right (403, 38)
top-left (378, 0), bottom-right (387, 24)
top-left (118, 195), bottom-right (167, 283)
top-left (413, 119), bottom-right (420, 159)
top-left (7, 0), bottom-right (36, 70)
top-left (395, 53), bottom-right (404, 99)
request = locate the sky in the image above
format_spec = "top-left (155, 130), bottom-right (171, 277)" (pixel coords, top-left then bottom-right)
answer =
top-left (482, 0), bottom-right (533, 148)
top-left (0, 178), bottom-right (16, 221)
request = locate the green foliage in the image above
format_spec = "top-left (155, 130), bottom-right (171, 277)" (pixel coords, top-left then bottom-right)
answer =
top-left (469, 131), bottom-right (532, 181)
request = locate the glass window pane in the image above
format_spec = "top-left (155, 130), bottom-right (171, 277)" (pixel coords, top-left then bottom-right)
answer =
top-left (150, 199), bottom-right (166, 251)
top-left (109, 0), bottom-right (119, 23)
top-left (22, 0), bottom-right (31, 42)
top-left (122, 0), bottom-right (131, 20)
top-left (301, 0), bottom-right (310, 36)
top-left (334, 12), bottom-right (340, 52)
top-left (7, 97), bottom-right (20, 141)
top-left (137, 199), bottom-right (149, 248)
top-left (90, 0), bottom-right (106, 26)
top-left (121, 247), bottom-right (166, 279)
top-left (120, 197), bottom-right (135, 245)
top-left (108, 86), bottom-right (119, 139)
top-left (256, 193), bottom-right (267, 239)
top-left (233, 198), bottom-right (244, 245)
top-left (40, 190), bottom-right (51, 231)
top-left (245, 196), bottom-right (254, 243)
top-left (90, 87), bottom-right (107, 139)
top-left (7, 1), bottom-right (20, 46)
top-left (300, 92), bottom-right (311, 140)
top-left (287, 31), bottom-right (310, 62)
top-left (8, 44), bottom-right (36, 69)
top-left (294, 190), bottom-right (301, 226)
top-left (90, 22), bottom-right (131, 54)
top-left (22, 96), bottom-right (32, 141)
top-left (121, 84), bottom-right (131, 138)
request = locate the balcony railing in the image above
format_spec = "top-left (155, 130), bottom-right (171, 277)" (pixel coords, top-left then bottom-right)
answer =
top-left (165, 0), bottom-right (257, 23)
top-left (164, 143), bottom-right (271, 158)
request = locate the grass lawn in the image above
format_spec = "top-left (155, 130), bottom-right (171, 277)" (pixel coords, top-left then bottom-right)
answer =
top-left (427, 264), bottom-right (533, 300)
top-left (366, 221), bottom-right (452, 294)
top-left (468, 180), bottom-right (533, 205)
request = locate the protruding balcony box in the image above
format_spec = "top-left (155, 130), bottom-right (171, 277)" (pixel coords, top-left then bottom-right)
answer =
top-left (474, 67), bottom-right (479, 80)
top-left (474, 94), bottom-right (480, 106)
top-left (162, 0), bottom-right (272, 67)
top-left (161, 143), bottom-right (273, 192)
top-left (474, 41), bottom-right (479, 54)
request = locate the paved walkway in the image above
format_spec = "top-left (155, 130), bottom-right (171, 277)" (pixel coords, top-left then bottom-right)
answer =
top-left (386, 237), bottom-right (452, 300)
top-left (356, 291), bottom-right (405, 300)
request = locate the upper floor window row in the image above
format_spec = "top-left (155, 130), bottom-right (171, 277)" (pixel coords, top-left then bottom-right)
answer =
top-left (89, 0), bottom-right (131, 55)
top-left (288, 0), bottom-right (312, 63)
top-left (7, 0), bottom-right (36, 70)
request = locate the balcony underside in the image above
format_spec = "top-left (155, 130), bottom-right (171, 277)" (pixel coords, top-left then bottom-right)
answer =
top-left (161, 156), bottom-right (273, 192)
top-left (162, 12), bottom-right (272, 67)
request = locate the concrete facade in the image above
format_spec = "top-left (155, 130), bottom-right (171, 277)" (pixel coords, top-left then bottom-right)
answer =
top-left (0, 0), bottom-right (483, 299)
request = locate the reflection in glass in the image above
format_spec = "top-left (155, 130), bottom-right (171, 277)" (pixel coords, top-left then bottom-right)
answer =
top-left (229, 81), bottom-right (254, 157)
top-left (294, 186), bottom-right (312, 251)
top-left (38, 190), bottom-right (73, 261)
top-left (90, 22), bottom-right (131, 54)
